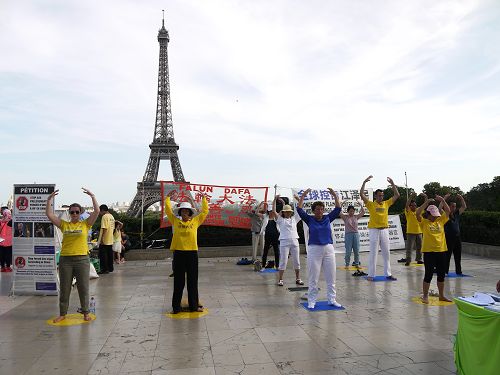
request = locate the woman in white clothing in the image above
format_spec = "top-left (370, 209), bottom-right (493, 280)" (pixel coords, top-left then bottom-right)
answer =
top-left (272, 195), bottom-right (303, 287)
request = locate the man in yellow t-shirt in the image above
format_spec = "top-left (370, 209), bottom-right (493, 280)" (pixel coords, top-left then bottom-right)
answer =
top-left (360, 175), bottom-right (400, 281)
top-left (402, 193), bottom-right (424, 266)
top-left (98, 204), bottom-right (115, 274)
top-left (416, 195), bottom-right (451, 304)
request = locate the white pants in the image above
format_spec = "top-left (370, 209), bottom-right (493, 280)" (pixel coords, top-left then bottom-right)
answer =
top-left (278, 239), bottom-right (300, 271)
top-left (307, 244), bottom-right (336, 305)
top-left (252, 233), bottom-right (264, 260)
top-left (368, 228), bottom-right (392, 278)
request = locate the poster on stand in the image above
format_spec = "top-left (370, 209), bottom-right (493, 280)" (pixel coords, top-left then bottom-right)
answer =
top-left (11, 184), bottom-right (58, 295)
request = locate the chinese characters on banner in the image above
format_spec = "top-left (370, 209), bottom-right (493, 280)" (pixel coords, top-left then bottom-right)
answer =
top-left (12, 184), bottom-right (58, 295)
top-left (160, 182), bottom-right (269, 228)
top-left (293, 188), bottom-right (372, 216)
top-left (332, 216), bottom-right (405, 252)
top-left (292, 187), bottom-right (404, 252)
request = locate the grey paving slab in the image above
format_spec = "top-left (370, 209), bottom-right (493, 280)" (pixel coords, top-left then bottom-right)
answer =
top-left (0, 251), bottom-right (498, 374)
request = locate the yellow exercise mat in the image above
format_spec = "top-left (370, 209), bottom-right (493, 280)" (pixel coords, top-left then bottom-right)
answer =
top-left (46, 313), bottom-right (96, 326)
top-left (408, 262), bottom-right (424, 267)
top-left (338, 266), bottom-right (367, 271)
top-left (411, 296), bottom-right (454, 306)
top-left (166, 308), bottom-right (208, 319)
top-left (165, 297), bottom-right (207, 319)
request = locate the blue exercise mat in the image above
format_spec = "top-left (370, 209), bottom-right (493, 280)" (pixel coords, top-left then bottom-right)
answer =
top-left (300, 301), bottom-right (345, 312)
top-left (446, 272), bottom-right (473, 278)
top-left (260, 268), bottom-right (278, 273)
top-left (363, 275), bottom-right (397, 282)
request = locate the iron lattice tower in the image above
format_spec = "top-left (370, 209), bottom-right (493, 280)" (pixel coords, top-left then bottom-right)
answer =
top-left (128, 15), bottom-right (185, 217)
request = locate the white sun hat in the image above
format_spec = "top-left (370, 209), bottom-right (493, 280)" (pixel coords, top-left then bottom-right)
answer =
top-left (173, 202), bottom-right (197, 216)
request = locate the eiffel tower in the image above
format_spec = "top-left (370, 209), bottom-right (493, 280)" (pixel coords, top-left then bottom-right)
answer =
top-left (128, 13), bottom-right (185, 217)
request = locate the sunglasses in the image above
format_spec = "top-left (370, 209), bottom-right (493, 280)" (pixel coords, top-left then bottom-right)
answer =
top-left (69, 210), bottom-right (80, 215)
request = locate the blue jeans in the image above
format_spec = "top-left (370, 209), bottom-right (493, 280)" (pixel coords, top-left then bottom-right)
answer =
top-left (344, 232), bottom-right (360, 266)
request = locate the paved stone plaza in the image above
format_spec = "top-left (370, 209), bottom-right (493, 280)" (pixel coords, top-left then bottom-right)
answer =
top-left (0, 250), bottom-right (498, 375)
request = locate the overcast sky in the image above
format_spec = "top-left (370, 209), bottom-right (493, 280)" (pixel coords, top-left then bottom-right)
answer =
top-left (1, 0), bottom-right (499, 207)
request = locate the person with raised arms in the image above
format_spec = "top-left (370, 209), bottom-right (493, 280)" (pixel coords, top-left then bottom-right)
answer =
top-left (297, 188), bottom-right (342, 309)
top-left (403, 192), bottom-right (424, 266)
top-left (360, 176), bottom-right (400, 281)
top-left (339, 202), bottom-right (365, 268)
top-left (45, 188), bottom-right (100, 323)
top-left (444, 194), bottom-right (467, 275)
top-left (164, 191), bottom-right (209, 314)
top-left (416, 195), bottom-right (452, 304)
top-left (272, 195), bottom-right (303, 287)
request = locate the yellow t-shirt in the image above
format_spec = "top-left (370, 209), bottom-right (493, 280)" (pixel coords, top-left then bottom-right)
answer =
top-left (164, 197), bottom-right (209, 251)
top-left (100, 213), bottom-right (115, 245)
top-left (420, 213), bottom-right (449, 252)
top-left (60, 220), bottom-right (91, 256)
top-left (405, 209), bottom-right (422, 234)
top-left (113, 230), bottom-right (121, 243)
top-left (365, 199), bottom-right (393, 229)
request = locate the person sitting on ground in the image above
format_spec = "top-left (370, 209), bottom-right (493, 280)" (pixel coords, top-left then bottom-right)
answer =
top-left (120, 228), bottom-right (131, 263)
top-left (272, 195), bottom-right (303, 287)
top-left (45, 188), bottom-right (100, 322)
top-left (297, 188), bottom-right (342, 309)
top-left (339, 201), bottom-right (364, 268)
top-left (416, 195), bottom-right (452, 304)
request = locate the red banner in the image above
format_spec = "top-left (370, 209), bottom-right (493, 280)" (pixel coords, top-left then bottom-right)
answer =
top-left (160, 182), bottom-right (269, 228)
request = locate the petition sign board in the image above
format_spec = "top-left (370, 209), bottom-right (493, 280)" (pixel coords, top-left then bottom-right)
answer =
top-left (12, 184), bottom-right (58, 295)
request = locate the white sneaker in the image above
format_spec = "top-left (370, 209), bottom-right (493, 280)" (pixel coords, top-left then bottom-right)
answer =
top-left (307, 303), bottom-right (315, 309)
top-left (328, 300), bottom-right (342, 308)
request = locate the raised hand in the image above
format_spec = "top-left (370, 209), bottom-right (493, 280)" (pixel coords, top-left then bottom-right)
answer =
top-left (364, 175), bottom-right (373, 183)
top-left (387, 177), bottom-right (394, 184)
top-left (82, 188), bottom-right (94, 197)
top-left (48, 190), bottom-right (59, 200)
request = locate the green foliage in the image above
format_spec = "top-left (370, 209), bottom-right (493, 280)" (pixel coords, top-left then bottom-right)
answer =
top-left (460, 210), bottom-right (500, 246)
top-left (381, 186), bottom-right (428, 214)
top-left (466, 176), bottom-right (500, 211)
top-left (422, 182), bottom-right (464, 197)
top-left (97, 211), bottom-right (252, 248)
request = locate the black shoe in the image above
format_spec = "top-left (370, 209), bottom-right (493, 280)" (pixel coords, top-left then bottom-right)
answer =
top-left (169, 273), bottom-right (174, 277)
top-left (417, 261), bottom-right (424, 264)
top-left (386, 275), bottom-right (397, 281)
top-left (397, 258), bottom-right (407, 263)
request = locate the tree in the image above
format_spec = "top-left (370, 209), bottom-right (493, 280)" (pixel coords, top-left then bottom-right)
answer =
top-left (466, 176), bottom-right (500, 211)
top-left (422, 182), bottom-right (464, 198)
top-left (383, 185), bottom-right (414, 214)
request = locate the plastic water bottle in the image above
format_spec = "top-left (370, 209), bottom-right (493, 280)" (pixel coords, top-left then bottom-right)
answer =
top-left (89, 297), bottom-right (96, 314)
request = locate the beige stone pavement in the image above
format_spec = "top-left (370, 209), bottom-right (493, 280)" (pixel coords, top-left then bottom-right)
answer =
top-left (0, 249), bottom-right (498, 374)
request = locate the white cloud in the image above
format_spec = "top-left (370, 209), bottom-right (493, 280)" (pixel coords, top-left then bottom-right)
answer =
top-left (1, 0), bottom-right (499, 205)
